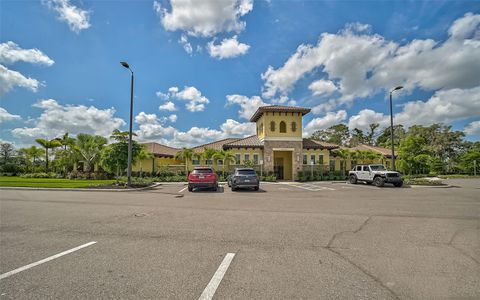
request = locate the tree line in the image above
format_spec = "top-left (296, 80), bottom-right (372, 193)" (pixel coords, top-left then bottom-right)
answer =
top-left (310, 123), bottom-right (479, 175)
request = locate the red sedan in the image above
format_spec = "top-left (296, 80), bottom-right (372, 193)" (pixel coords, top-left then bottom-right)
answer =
top-left (188, 167), bottom-right (218, 192)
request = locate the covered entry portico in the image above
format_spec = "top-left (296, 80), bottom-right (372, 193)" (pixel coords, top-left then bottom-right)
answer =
top-left (273, 148), bottom-right (293, 180)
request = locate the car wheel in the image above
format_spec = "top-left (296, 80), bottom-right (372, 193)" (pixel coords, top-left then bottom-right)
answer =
top-left (231, 185), bottom-right (236, 191)
top-left (349, 175), bottom-right (357, 184)
top-left (188, 186), bottom-right (193, 192)
top-left (373, 177), bottom-right (385, 187)
top-left (394, 181), bottom-right (403, 187)
top-left (254, 186), bottom-right (259, 191)
top-left (213, 185), bottom-right (218, 191)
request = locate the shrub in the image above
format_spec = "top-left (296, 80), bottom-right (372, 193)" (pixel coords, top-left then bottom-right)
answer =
top-left (20, 172), bottom-right (57, 178)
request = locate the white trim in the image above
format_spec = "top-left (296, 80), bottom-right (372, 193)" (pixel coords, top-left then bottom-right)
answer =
top-left (272, 148), bottom-right (294, 151)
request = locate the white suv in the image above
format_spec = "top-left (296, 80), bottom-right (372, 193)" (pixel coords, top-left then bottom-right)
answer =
top-left (348, 164), bottom-right (403, 187)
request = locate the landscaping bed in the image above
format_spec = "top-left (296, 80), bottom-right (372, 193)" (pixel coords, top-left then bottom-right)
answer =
top-left (0, 176), bottom-right (117, 188)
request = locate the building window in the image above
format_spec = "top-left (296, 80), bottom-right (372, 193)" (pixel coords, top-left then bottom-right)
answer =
top-left (311, 154), bottom-right (316, 164)
top-left (205, 159), bottom-right (213, 165)
top-left (303, 154), bottom-right (307, 165)
top-left (319, 154), bottom-right (324, 165)
top-left (217, 159), bottom-right (223, 165)
top-left (280, 121), bottom-right (287, 133)
top-left (253, 154), bottom-right (259, 164)
top-left (235, 154), bottom-right (241, 165)
top-left (291, 122), bottom-right (297, 132)
top-left (270, 121), bottom-right (275, 132)
top-left (329, 159), bottom-right (336, 171)
top-left (192, 159), bottom-right (200, 165)
top-left (244, 154), bottom-right (250, 162)
top-left (260, 123), bottom-right (263, 135)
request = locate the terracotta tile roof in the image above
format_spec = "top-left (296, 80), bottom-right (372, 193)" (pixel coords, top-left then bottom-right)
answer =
top-left (250, 105), bottom-right (311, 122)
top-left (192, 138), bottom-right (241, 153)
top-left (223, 135), bottom-right (264, 149)
top-left (141, 142), bottom-right (180, 157)
top-left (350, 144), bottom-right (395, 157)
top-left (302, 138), bottom-right (339, 150)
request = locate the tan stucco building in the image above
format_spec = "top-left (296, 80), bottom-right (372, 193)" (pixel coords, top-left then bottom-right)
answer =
top-left (133, 105), bottom-right (394, 180)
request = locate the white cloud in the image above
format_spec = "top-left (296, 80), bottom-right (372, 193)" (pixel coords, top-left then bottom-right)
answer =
top-left (0, 64), bottom-right (40, 95)
top-left (12, 99), bottom-right (125, 141)
top-left (0, 41), bottom-right (54, 66)
top-left (308, 79), bottom-right (337, 97)
top-left (179, 34), bottom-right (193, 55)
top-left (261, 13), bottom-right (480, 110)
top-left (135, 112), bottom-right (158, 125)
top-left (153, 0), bottom-right (253, 37)
top-left (43, 0), bottom-right (91, 33)
top-left (303, 110), bottom-right (347, 136)
top-left (168, 114), bottom-right (177, 122)
top-left (207, 35), bottom-right (250, 59)
top-left (348, 109), bottom-right (389, 131)
top-left (464, 121), bottom-right (480, 136)
top-left (157, 86), bottom-right (210, 112)
top-left (226, 94), bottom-right (266, 120)
top-left (0, 107), bottom-right (21, 123)
top-left (220, 119), bottom-right (255, 136)
top-left (158, 101), bottom-right (177, 111)
top-left (134, 112), bottom-right (177, 142)
top-left (347, 86), bottom-right (480, 130)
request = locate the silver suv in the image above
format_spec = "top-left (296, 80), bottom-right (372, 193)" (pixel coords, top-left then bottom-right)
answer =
top-left (348, 164), bottom-right (403, 187)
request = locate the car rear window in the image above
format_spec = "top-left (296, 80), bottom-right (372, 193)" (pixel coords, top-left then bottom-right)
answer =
top-left (237, 170), bottom-right (256, 175)
top-left (192, 169), bottom-right (213, 174)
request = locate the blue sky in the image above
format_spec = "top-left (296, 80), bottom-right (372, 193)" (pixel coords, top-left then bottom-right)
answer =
top-left (1, 0), bottom-right (479, 148)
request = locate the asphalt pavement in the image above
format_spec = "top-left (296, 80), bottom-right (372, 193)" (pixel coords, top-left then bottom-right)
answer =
top-left (0, 179), bottom-right (479, 299)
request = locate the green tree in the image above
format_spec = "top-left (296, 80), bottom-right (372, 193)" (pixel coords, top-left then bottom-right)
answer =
top-left (458, 148), bottom-right (480, 175)
top-left (202, 148), bottom-right (217, 165)
top-left (376, 125), bottom-right (406, 148)
top-left (175, 148), bottom-right (195, 174)
top-left (349, 128), bottom-right (366, 147)
top-left (310, 124), bottom-right (350, 146)
top-left (35, 138), bottom-right (62, 171)
top-left (213, 150), bottom-right (236, 177)
top-left (75, 134), bottom-right (108, 172)
top-left (0, 143), bottom-right (15, 165)
top-left (366, 123), bottom-right (380, 145)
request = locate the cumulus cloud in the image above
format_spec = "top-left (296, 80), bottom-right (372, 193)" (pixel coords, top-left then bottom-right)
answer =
top-left (226, 94), bottom-right (266, 120)
top-left (157, 86), bottom-right (209, 112)
top-left (168, 114), bottom-right (177, 122)
top-left (347, 86), bottom-right (480, 130)
top-left (303, 110), bottom-right (347, 136)
top-left (158, 101), bottom-right (177, 111)
top-left (134, 112), bottom-right (177, 142)
top-left (308, 79), bottom-right (337, 97)
top-left (179, 34), bottom-right (193, 55)
top-left (0, 107), bottom-right (21, 123)
top-left (220, 118), bottom-right (255, 136)
top-left (261, 13), bottom-right (480, 110)
top-left (464, 120), bottom-right (480, 136)
top-left (207, 35), bottom-right (250, 59)
top-left (153, 0), bottom-right (253, 37)
top-left (43, 0), bottom-right (91, 33)
top-left (0, 64), bottom-right (41, 95)
top-left (0, 41), bottom-right (54, 66)
top-left (12, 99), bottom-right (125, 141)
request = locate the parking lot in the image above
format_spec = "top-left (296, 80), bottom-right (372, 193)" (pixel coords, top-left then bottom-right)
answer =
top-left (1, 179), bottom-right (479, 299)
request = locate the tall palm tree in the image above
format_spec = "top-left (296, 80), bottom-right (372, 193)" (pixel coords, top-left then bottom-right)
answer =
top-left (213, 150), bottom-right (236, 177)
top-left (175, 148), bottom-right (194, 174)
top-left (56, 132), bottom-right (76, 150)
top-left (35, 138), bottom-right (62, 172)
top-left (75, 134), bottom-right (108, 173)
top-left (202, 148), bottom-right (217, 165)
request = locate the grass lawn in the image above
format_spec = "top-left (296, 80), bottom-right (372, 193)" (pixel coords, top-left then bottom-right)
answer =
top-left (0, 176), bottom-right (117, 188)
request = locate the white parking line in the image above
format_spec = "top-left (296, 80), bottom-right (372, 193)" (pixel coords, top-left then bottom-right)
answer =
top-left (178, 186), bottom-right (188, 193)
top-left (0, 241), bottom-right (97, 280)
top-left (198, 253), bottom-right (236, 300)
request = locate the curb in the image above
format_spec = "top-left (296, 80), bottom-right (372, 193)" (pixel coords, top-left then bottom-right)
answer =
top-left (0, 183), bottom-right (162, 192)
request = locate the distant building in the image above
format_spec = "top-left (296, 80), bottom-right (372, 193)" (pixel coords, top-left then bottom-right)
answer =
top-left (133, 105), bottom-right (394, 180)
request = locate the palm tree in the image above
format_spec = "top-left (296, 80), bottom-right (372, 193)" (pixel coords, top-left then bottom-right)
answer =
top-left (175, 148), bottom-right (194, 174)
top-left (213, 150), bottom-right (236, 177)
top-left (202, 148), bottom-right (217, 166)
top-left (56, 132), bottom-right (76, 150)
top-left (75, 134), bottom-right (108, 173)
top-left (35, 138), bottom-right (62, 172)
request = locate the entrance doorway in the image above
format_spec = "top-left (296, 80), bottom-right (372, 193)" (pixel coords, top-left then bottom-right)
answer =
top-left (273, 150), bottom-right (293, 180)
top-left (274, 157), bottom-right (284, 180)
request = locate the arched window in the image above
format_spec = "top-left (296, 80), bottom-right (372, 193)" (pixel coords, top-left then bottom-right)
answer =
top-left (280, 121), bottom-right (287, 133)
top-left (270, 121), bottom-right (276, 132)
top-left (291, 122), bottom-right (297, 132)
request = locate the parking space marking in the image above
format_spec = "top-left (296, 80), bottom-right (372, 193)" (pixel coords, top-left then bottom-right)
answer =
top-left (289, 183), bottom-right (336, 192)
top-left (198, 252), bottom-right (236, 300)
top-left (0, 241), bottom-right (97, 280)
top-left (178, 186), bottom-right (188, 193)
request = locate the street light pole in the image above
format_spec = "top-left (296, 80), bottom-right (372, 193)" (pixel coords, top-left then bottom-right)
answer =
top-left (121, 61), bottom-right (134, 187)
top-left (389, 86), bottom-right (403, 171)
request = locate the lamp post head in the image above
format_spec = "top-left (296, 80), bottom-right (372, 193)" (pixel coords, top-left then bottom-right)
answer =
top-left (392, 86), bottom-right (403, 92)
top-left (120, 61), bottom-right (130, 69)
